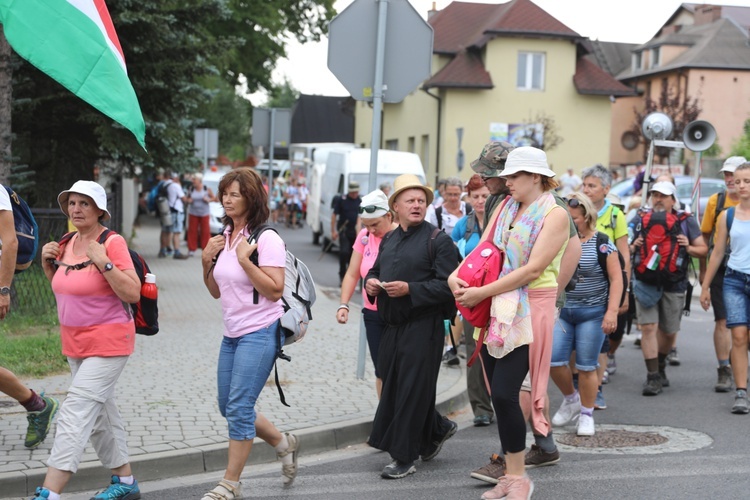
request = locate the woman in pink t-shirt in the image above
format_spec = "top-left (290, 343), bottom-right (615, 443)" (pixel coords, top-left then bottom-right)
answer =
top-left (201, 168), bottom-right (298, 500)
top-left (36, 181), bottom-right (142, 500)
top-left (336, 190), bottom-right (397, 398)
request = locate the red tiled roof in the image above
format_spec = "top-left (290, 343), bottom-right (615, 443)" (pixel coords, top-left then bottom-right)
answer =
top-left (430, 0), bottom-right (582, 55)
top-left (424, 50), bottom-right (493, 89)
top-left (574, 58), bottom-right (637, 97)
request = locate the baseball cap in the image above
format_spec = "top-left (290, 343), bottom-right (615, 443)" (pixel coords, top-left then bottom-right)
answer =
top-left (470, 141), bottom-right (515, 178)
top-left (348, 181), bottom-right (360, 192)
top-left (649, 181), bottom-right (677, 198)
top-left (720, 156), bottom-right (747, 173)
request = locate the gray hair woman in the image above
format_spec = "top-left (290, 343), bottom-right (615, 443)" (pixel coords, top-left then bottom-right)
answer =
top-left (336, 189), bottom-right (397, 398)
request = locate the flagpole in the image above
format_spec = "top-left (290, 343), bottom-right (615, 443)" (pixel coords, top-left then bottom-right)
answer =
top-left (691, 151), bottom-right (702, 225)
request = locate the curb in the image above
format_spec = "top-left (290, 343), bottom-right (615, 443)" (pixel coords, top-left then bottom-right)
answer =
top-left (0, 368), bottom-right (468, 498)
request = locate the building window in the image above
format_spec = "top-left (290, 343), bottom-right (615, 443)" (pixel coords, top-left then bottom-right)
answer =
top-left (385, 139), bottom-right (398, 150)
top-left (633, 51), bottom-right (643, 71)
top-left (408, 136), bottom-right (415, 153)
top-left (421, 135), bottom-right (429, 172)
top-left (517, 52), bottom-right (545, 91)
top-left (651, 47), bottom-right (660, 68)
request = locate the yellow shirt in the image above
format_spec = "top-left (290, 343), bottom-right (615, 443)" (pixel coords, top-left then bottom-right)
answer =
top-left (530, 205), bottom-right (568, 289)
top-left (701, 191), bottom-right (737, 240)
top-left (596, 204), bottom-right (628, 243)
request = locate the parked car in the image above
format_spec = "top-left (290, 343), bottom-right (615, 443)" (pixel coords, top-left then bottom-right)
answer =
top-left (609, 174), bottom-right (725, 215)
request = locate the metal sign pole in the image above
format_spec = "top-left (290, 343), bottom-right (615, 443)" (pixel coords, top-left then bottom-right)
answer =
top-left (641, 140), bottom-right (656, 208)
top-left (268, 108), bottom-right (276, 211)
top-left (368, 0), bottom-right (389, 192)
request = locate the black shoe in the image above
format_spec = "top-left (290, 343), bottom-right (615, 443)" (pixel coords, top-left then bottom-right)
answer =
top-left (381, 460), bottom-right (416, 479)
top-left (642, 373), bottom-right (662, 396)
top-left (442, 349), bottom-right (459, 366)
top-left (473, 415), bottom-right (493, 427)
top-left (421, 419), bottom-right (458, 461)
top-left (173, 251), bottom-right (189, 260)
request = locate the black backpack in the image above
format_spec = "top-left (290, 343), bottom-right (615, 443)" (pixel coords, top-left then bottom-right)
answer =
top-left (3, 186), bottom-right (39, 273)
top-left (595, 232), bottom-right (628, 307)
top-left (435, 203), bottom-right (473, 231)
top-left (54, 230), bottom-right (159, 336)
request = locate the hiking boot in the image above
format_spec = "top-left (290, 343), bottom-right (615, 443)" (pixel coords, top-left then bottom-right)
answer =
top-left (659, 370), bottom-right (670, 388)
top-left (642, 373), bottom-right (663, 396)
top-left (473, 414), bottom-right (493, 427)
top-left (421, 419), bottom-right (457, 461)
top-left (482, 474), bottom-right (534, 500)
top-left (667, 347), bottom-right (681, 366)
top-left (381, 459), bottom-right (416, 479)
top-left (607, 353), bottom-right (617, 375)
top-left (551, 395), bottom-right (581, 426)
top-left (577, 413), bottom-right (595, 436)
top-left (442, 348), bottom-right (459, 366)
top-left (524, 444), bottom-right (560, 469)
top-left (25, 395), bottom-right (59, 449)
top-left (715, 365), bottom-right (733, 393)
top-left (173, 251), bottom-right (189, 260)
top-left (732, 390), bottom-right (749, 414)
top-left (201, 479), bottom-right (241, 500)
top-left (276, 432), bottom-right (299, 486)
top-left (594, 389), bottom-right (607, 410)
top-left (90, 476), bottom-right (141, 500)
top-left (471, 454), bottom-right (506, 484)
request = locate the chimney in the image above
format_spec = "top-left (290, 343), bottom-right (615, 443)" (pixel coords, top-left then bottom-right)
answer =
top-left (694, 5), bottom-right (722, 25)
top-left (428, 1), bottom-right (438, 20)
top-left (660, 25), bottom-right (681, 36)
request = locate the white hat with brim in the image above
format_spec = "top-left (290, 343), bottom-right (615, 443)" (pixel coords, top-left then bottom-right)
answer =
top-left (389, 174), bottom-right (433, 210)
top-left (649, 181), bottom-right (677, 198)
top-left (499, 147), bottom-right (556, 178)
top-left (57, 180), bottom-right (110, 221)
top-left (720, 156), bottom-right (747, 173)
top-left (359, 189), bottom-right (390, 219)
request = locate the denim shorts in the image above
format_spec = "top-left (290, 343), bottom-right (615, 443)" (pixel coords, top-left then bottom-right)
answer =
top-left (170, 211), bottom-right (185, 233)
top-left (551, 305), bottom-right (606, 372)
top-left (217, 320), bottom-right (281, 441)
top-left (723, 268), bottom-right (750, 329)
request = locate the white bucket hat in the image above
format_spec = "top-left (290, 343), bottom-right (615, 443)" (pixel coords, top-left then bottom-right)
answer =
top-left (720, 156), bottom-right (747, 173)
top-left (649, 181), bottom-right (677, 198)
top-left (57, 180), bottom-right (110, 220)
top-left (359, 189), bottom-right (390, 219)
top-left (500, 147), bottom-right (556, 178)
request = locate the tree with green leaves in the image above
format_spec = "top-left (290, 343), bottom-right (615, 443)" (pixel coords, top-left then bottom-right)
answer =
top-left (731, 118), bottom-right (750, 159)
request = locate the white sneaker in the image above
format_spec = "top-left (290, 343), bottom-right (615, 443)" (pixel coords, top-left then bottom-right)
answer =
top-left (577, 413), bottom-right (595, 436)
top-left (552, 395), bottom-right (581, 427)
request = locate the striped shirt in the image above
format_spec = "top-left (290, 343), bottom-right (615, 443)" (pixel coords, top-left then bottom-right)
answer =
top-left (566, 232), bottom-right (617, 308)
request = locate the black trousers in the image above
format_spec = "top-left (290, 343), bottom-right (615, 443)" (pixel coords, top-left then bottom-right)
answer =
top-left (368, 314), bottom-right (451, 463)
top-left (338, 229), bottom-right (356, 282)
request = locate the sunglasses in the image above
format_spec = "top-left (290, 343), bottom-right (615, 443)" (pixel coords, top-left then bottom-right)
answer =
top-left (359, 205), bottom-right (386, 214)
top-left (566, 198), bottom-right (581, 209)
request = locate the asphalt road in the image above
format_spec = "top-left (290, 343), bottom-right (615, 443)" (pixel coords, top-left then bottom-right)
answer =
top-left (62, 222), bottom-right (750, 499)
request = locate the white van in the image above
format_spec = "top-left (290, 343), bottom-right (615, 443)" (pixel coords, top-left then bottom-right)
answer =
top-left (317, 149), bottom-right (426, 249)
top-left (305, 144), bottom-right (358, 244)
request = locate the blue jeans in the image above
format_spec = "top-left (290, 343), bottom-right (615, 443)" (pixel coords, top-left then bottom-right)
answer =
top-left (551, 305), bottom-right (606, 372)
top-left (724, 268), bottom-right (750, 329)
top-left (217, 320), bottom-right (281, 440)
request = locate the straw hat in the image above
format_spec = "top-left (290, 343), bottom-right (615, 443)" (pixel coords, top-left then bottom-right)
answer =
top-left (389, 174), bottom-right (433, 210)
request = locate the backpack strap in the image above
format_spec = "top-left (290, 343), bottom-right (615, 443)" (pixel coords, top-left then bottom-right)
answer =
top-left (435, 206), bottom-right (443, 230)
top-left (609, 205), bottom-right (619, 231)
top-left (727, 206), bottom-right (735, 234)
top-left (247, 224), bottom-right (277, 305)
top-left (464, 214), bottom-right (477, 242)
top-left (596, 232), bottom-right (609, 278)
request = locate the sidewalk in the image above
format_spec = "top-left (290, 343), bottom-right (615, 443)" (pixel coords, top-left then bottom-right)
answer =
top-left (0, 218), bottom-right (468, 498)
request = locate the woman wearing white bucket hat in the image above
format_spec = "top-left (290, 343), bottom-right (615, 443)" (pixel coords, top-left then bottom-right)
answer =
top-left (336, 189), bottom-right (397, 398)
top-left (36, 180), bottom-right (143, 500)
top-left (449, 147), bottom-right (570, 499)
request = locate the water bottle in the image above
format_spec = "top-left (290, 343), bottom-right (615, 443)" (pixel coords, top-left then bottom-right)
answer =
top-left (141, 273), bottom-right (158, 300)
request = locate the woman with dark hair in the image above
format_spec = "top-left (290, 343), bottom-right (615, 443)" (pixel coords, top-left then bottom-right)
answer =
top-left (201, 168), bottom-right (298, 499)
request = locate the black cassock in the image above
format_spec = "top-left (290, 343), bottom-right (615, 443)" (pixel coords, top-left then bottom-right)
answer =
top-left (365, 221), bottom-right (459, 463)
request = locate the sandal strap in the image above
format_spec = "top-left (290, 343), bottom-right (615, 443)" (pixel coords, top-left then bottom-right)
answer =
top-left (202, 480), bottom-right (239, 500)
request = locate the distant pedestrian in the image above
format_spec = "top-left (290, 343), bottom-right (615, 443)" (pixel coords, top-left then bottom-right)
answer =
top-left (331, 182), bottom-right (362, 285)
top-left (201, 168), bottom-right (298, 499)
top-left (701, 161), bottom-right (750, 414)
top-left (36, 181), bottom-right (142, 500)
top-left (450, 147), bottom-right (570, 500)
top-left (336, 189), bottom-right (397, 398)
top-left (365, 174), bottom-right (460, 480)
top-left (558, 167), bottom-right (582, 197)
top-left (0, 186), bottom-right (59, 448)
top-left (379, 182), bottom-right (392, 197)
top-left (186, 172), bottom-right (216, 257)
top-left (167, 172), bottom-right (189, 259)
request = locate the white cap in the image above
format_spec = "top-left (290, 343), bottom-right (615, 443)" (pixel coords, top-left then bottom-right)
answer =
top-left (500, 147), bottom-right (556, 178)
top-left (649, 181), bottom-right (677, 198)
top-left (57, 180), bottom-right (110, 220)
top-left (359, 189), bottom-right (390, 219)
top-left (720, 156), bottom-right (747, 173)
top-left (145, 273), bottom-right (156, 284)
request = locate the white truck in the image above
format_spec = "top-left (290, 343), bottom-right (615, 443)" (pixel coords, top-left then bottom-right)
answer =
top-left (317, 149), bottom-right (427, 250)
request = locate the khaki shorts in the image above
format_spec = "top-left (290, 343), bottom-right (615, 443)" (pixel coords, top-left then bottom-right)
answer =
top-left (635, 290), bottom-right (685, 334)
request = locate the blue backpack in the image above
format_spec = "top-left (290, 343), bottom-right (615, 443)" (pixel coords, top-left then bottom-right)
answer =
top-left (3, 185), bottom-right (39, 273)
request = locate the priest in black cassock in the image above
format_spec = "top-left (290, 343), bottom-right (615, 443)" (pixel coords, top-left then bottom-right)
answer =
top-left (365, 174), bottom-right (460, 479)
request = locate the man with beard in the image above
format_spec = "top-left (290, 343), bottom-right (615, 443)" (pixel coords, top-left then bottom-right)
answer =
top-left (365, 174), bottom-right (459, 479)
top-left (630, 182), bottom-right (706, 396)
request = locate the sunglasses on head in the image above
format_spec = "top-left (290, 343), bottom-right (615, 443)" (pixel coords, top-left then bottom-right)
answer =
top-left (359, 205), bottom-right (385, 214)
top-left (566, 198), bottom-right (581, 209)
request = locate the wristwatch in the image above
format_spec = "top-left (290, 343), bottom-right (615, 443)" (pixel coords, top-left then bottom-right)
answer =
top-left (0, 286), bottom-right (10, 296)
top-left (101, 262), bottom-right (114, 274)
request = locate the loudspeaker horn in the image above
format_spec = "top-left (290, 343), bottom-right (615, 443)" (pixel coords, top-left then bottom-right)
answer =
top-left (683, 120), bottom-right (716, 152)
top-left (642, 112), bottom-right (673, 140)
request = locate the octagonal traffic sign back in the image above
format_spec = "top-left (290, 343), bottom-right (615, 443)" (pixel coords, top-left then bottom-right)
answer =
top-left (327, 0), bottom-right (433, 103)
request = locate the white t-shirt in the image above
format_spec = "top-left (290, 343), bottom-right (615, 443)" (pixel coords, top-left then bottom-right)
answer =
top-left (167, 181), bottom-right (185, 213)
top-left (559, 173), bottom-right (582, 197)
top-left (0, 187), bottom-right (11, 255)
top-left (425, 201), bottom-right (470, 235)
